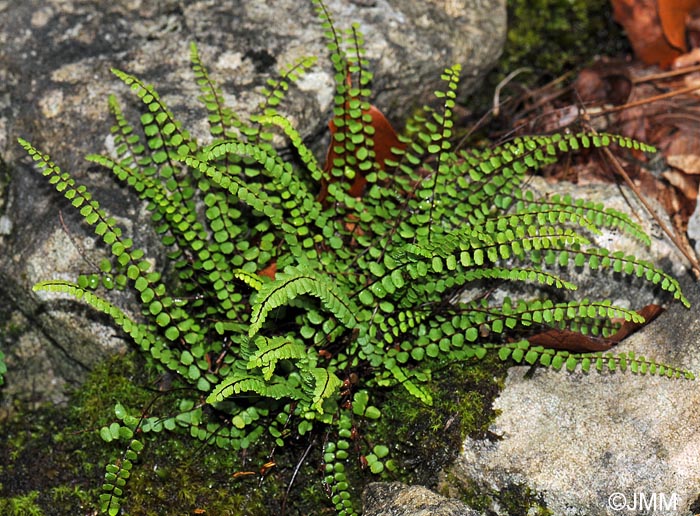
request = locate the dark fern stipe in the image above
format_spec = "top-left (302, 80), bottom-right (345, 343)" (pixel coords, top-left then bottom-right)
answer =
top-left (18, 0), bottom-right (693, 514)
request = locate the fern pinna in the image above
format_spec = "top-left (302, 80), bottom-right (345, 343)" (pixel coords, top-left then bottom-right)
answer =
top-left (20, 0), bottom-right (692, 514)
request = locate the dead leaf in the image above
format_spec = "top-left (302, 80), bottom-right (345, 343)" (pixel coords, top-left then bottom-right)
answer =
top-left (674, 47), bottom-right (700, 67)
top-left (574, 60), bottom-right (632, 105)
top-left (319, 104), bottom-right (404, 202)
top-left (663, 168), bottom-right (700, 201)
top-left (527, 304), bottom-right (664, 352)
top-left (258, 261), bottom-right (277, 280)
top-left (612, 0), bottom-right (683, 68)
top-left (658, 0), bottom-right (700, 51)
top-left (667, 153), bottom-right (700, 174)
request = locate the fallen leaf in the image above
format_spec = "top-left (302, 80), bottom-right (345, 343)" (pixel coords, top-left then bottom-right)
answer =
top-left (612, 0), bottom-right (683, 68)
top-left (319, 80), bottom-right (404, 203)
top-left (527, 304), bottom-right (664, 352)
top-left (673, 47), bottom-right (700, 66)
top-left (258, 261), bottom-right (277, 279)
top-left (658, 0), bottom-right (700, 51)
top-left (663, 168), bottom-right (700, 201)
top-left (668, 153), bottom-right (700, 174)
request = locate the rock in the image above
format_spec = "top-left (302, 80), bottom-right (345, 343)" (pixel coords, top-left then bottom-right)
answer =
top-left (0, 1), bottom-right (505, 409)
top-left (362, 482), bottom-right (481, 516)
top-left (420, 177), bottom-right (698, 515)
top-left (686, 201), bottom-right (700, 258)
top-left (442, 259), bottom-right (700, 513)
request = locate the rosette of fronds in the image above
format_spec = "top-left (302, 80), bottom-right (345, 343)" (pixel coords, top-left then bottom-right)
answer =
top-left (20, 0), bottom-right (692, 514)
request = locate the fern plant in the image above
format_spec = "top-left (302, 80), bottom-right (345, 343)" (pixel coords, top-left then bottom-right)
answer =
top-left (19, 0), bottom-right (692, 513)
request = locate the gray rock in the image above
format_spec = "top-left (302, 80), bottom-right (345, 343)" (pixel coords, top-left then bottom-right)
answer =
top-left (0, 0), bottom-right (505, 408)
top-left (686, 201), bottom-right (700, 258)
top-left (442, 195), bottom-right (700, 516)
top-left (363, 482), bottom-right (481, 516)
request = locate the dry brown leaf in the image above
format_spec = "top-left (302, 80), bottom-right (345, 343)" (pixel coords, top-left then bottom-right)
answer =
top-left (666, 131), bottom-right (700, 175)
top-left (319, 104), bottom-right (404, 203)
top-left (612, 0), bottom-right (683, 68)
top-left (528, 304), bottom-right (664, 352)
top-left (663, 169), bottom-right (700, 200)
top-left (673, 47), bottom-right (700, 67)
top-left (658, 0), bottom-right (700, 51)
top-left (258, 261), bottom-right (277, 280)
top-left (612, 0), bottom-right (700, 68)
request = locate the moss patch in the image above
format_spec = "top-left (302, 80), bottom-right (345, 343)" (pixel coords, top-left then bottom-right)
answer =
top-left (366, 355), bottom-right (508, 488)
top-left (0, 347), bottom-right (512, 514)
top-left (502, 0), bottom-right (628, 79)
top-left (0, 353), bottom-right (275, 515)
top-left (466, 0), bottom-right (629, 116)
top-left (440, 471), bottom-right (553, 516)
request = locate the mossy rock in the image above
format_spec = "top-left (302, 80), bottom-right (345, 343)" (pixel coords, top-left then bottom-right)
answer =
top-left (0, 350), bottom-right (510, 514)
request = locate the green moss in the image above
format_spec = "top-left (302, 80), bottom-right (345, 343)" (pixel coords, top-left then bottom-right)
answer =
top-left (0, 354), bottom-right (156, 514)
top-left (0, 351), bottom-right (347, 514)
top-left (439, 472), bottom-right (553, 516)
top-left (503, 0), bottom-right (628, 78)
top-left (0, 402), bottom-right (101, 514)
top-left (367, 355), bottom-right (508, 488)
top-left (466, 0), bottom-right (629, 116)
top-left (0, 353), bottom-right (277, 515)
top-left (0, 491), bottom-right (44, 516)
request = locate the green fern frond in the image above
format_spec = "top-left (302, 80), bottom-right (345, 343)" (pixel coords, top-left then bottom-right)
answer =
top-left (514, 191), bottom-right (651, 246)
top-left (448, 132), bottom-right (655, 226)
top-left (19, 143), bottom-right (169, 303)
top-left (111, 68), bottom-right (195, 158)
top-left (233, 268), bottom-right (265, 291)
top-left (32, 280), bottom-right (190, 369)
top-left (252, 113), bottom-right (324, 182)
top-left (98, 411), bottom-right (144, 516)
top-left (246, 335), bottom-right (308, 380)
top-left (380, 362), bottom-right (433, 405)
top-left (554, 247), bottom-right (689, 306)
top-left (494, 341), bottom-right (694, 379)
top-left (258, 55), bottom-right (318, 116)
top-left (207, 372), bottom-right (305, 405)
top-left (249, 265), bottom-right (358, 338)
top-left (302, 367), bottom-right (344, 413)
top-left (84, 153), bottom-right (243, 315)
top-left (107, 94), bottom-right (149, 171)
top-left (190, 42), bottom-right (244, 140)
top-left (182, 153), bottom-right (284, 225)
top-left (205, 138), bottom-right (322, 234)
top-left (206, 374), bottom-right (269, 404)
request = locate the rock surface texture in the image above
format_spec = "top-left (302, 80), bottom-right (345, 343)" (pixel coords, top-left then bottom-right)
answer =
top-left (0, 0), bottom-right (506, 410)
top-left (363, 482), bottom-right (481, 516)
top-left (440, 177), bottom-right (700, 515)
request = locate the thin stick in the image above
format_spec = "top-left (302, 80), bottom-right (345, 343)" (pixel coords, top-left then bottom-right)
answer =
top-left (492, 67), bottom-right (532, 117)
top-left (280, 438), bottom-right (315, 516)
top-left (632, 63), bottom-right (700, 84)
top-left (591, 81), bottom-right (700, 117)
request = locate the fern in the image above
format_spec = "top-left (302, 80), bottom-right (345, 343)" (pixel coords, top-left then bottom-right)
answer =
top-left (97, 404), bottom-right (144, 516)
top-left (246, 335), bottom-right (308, 380)
top-left (248, 265), bottom-right (358, 338)
top-left (20, 0), bottom-right (694, 513)
top-left (0, 350), bottom-right (6, 387)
